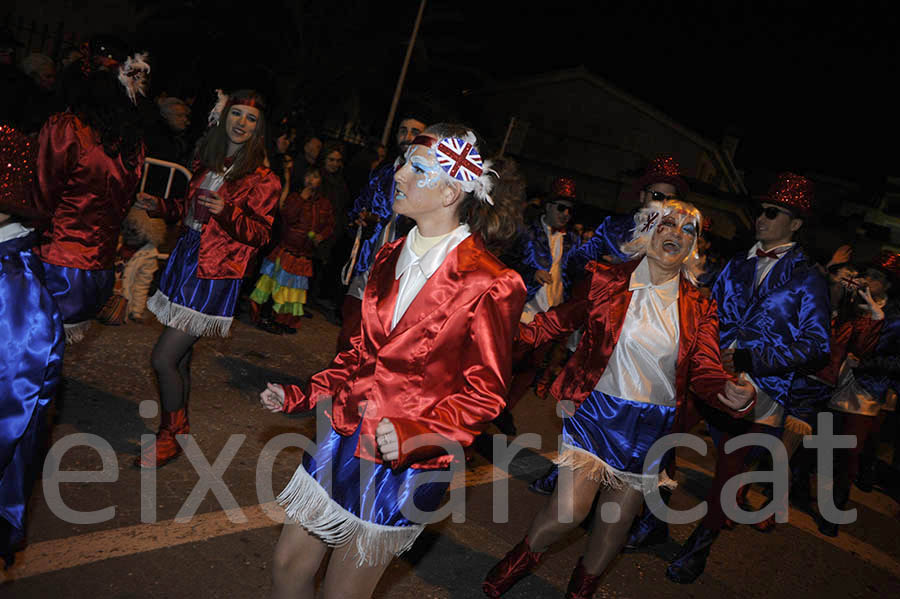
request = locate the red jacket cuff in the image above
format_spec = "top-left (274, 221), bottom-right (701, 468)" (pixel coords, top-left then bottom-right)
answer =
top-left (388, 417), bottom-right (456, 470)
top-left (281, 384), bottom-right (309, 413)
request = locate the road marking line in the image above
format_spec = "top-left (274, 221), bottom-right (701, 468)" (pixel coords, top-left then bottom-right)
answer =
top-left (4, 450), bottom-right (898, 582)
top-left (1, 503), bottom-right (284, 582)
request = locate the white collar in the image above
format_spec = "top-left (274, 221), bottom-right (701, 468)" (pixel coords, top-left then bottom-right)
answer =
top-left (541, 215), bottom-right (564, 236)
top-left (628, 256), bottom-right (680, 308)
top-left (395, 224), bottom-right (471, 280)
top-left (747, 240), bottom-right (795, 260)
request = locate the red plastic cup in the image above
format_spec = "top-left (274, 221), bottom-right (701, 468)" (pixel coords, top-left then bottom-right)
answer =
top-left (193, 190), bottom-right (213, 224)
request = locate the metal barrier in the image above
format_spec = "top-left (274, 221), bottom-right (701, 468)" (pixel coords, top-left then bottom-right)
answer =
top-left (139, 156), bottom-right (192, 200)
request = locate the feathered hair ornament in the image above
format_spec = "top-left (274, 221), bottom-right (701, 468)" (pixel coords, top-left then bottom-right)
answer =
top-left (408, 131), bottom-right (498, 205)
top-left (208, 89), bottom-right (229, 127)
top-left (117, 52), bottom-right (150, 105)
top-left (621, 199), bottom-right (705, 285)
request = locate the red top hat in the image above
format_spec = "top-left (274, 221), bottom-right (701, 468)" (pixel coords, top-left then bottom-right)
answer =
top-left (633, 155), bottom-right (690, 198)
top-left (761, 172), bottom-right (814, 217)
top-left (876, 251), bottom-right (900, 280)
top-left (551, 176), bottom-right (577, 200)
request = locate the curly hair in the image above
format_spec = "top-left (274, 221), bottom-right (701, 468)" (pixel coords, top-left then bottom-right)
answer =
top-left (195, 89), bottom-right (268, 181)
top-left (421, 123), bottom-right (523, 250)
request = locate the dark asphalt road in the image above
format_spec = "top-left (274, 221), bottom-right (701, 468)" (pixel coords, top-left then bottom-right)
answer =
top-left (2, 307), bottom-right (899, 598)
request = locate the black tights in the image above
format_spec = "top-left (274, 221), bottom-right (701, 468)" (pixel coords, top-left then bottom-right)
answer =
top-left (151, 326), bottom-right (199, 412)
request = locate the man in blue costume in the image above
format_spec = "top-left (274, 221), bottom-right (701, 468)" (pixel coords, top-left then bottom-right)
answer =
top-left (497, 177), bottom-right (580, 435)
top-left (665, 172), bottom-right (831, 583)
top-left (335, 107), bottom-right (431, 354)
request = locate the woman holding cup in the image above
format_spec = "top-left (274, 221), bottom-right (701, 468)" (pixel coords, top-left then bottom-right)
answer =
top-left (135, 89), bottom-right (281, 468)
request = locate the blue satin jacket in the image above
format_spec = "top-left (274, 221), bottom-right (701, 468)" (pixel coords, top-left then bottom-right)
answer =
top-left (857, 316), bottom-right (900, 400)
top-left (510, 219), bottom-right (579, 301)
top-left (711, 245), bottom-right (831, 413)
top-left (0, 232), bottom-right (64, 560)
top-left (570, 212), bottom-right (635, 271)
top-left (349, 162), bottom-right (396, 277)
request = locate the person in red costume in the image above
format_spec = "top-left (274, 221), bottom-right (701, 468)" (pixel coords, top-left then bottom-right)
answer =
top-left (259, 124), bottom-right (526, 599)
top-left (483, 199), bottom-right (756, 599)
top-left (135, 89), bottom-right (281, 468)
top-left (249, 165), bottom-right (335, 334)
top-left (32, 54), bottom-right (149, 343)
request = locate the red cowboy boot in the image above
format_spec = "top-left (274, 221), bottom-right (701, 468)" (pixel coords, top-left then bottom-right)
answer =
top-left (483, 536), bottom-right (543, 597)
top-left (565, 558), bottom-right (605, 599)
top-left (135, 407), bottom-right (189, 469)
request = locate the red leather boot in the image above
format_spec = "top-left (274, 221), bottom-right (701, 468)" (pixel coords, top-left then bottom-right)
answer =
top-left (565, 558), bottom-right (604, 599)
top-left (482, 536), bottom-right (543, 597)
top-left (135, 407), bottom-right (189, 469)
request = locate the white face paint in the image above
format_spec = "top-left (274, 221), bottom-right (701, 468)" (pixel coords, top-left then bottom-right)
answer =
top-left (393, 140), bottom-right (449, 220)
top-left (645, 208), bottom-right (699, 272)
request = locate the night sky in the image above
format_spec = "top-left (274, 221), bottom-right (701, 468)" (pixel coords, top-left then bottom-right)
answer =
top-left (133, 1), bottom-right (897, 182)
top-left (467, 2), bottom-right (899, 181)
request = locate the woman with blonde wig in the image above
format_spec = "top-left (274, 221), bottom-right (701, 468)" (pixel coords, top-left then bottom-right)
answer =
top-left (484, 200), bottom-right (756, 598)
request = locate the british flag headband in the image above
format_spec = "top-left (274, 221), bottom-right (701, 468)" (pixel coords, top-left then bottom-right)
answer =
top-left (410, 133), bottom-right (496, 205)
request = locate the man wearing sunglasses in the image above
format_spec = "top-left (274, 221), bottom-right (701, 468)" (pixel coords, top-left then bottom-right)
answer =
top-left (666, 172), bottom-right (831, 584)
top-left (496, 177), bottom-right (581, 435)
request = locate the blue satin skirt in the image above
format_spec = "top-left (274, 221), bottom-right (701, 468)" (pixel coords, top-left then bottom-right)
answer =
top-left (157, 229), bottom-right (241, 318)
top-left (39, 262), bottom-right (114, 324)
top-left (0, 233), bottom-right (64, 562)
top-left (563, 390), bottom-right (676, 477)
top-left (300, 425), bottom-right (450, 528)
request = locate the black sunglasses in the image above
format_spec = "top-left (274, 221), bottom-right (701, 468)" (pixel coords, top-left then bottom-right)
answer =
top-left (553, 202), bottom-right (574, 213)
top-left (758, 206), bottom-right (792, 220)
top-left (644, 189), bottom-right (680, 202)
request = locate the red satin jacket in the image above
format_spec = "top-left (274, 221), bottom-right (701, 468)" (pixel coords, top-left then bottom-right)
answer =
top-left (281, 233), bottom-right (527, 470)
top-left (519, 259), bottom-right (753, 435)
top-left (155, 165), bottom-right (281, 279)
top-left (814, 315), bottom-right (883, 386)
top-left (33, 113), bottom-right (144, 270)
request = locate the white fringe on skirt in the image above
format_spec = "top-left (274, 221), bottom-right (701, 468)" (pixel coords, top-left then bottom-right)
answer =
top-left (147, 290), bottom-right (233, 337)
top-left (555, 444), bottom-right (677, 493)
top-left (277, 463), bottom-right (424, 567)
top-left (64, 320), bottom-right (92, 344)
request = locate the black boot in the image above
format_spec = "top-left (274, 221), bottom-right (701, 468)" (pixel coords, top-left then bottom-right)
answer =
top-left (665, 525), bottom-right (719, 584)
top-left (816, 486), bottom-right (849, 537)
top-left (855, 458), bottom-right (877, 493)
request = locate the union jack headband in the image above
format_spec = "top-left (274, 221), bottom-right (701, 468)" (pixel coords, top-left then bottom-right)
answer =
top-left (410, 132), bottom-right (497, 205)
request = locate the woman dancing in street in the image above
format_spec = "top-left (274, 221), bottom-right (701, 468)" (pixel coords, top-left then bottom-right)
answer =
top-left (483, 199), bottom-right (756, 598)
top-left (259, 124), bottom-right (526, 599)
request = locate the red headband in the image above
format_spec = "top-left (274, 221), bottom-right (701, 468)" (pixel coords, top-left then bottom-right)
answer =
top-left (226, 97), bottom-right (264, 111)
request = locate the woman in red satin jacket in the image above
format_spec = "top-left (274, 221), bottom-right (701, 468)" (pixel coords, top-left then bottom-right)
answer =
top-left (259, 126), bottom-right (526, 598)
top-left (484, 200), bottom-right (756, 599)
top-left (33, 67), bottom-right (146, 343)
top-left (135, 89), bottom-right (280, 469)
